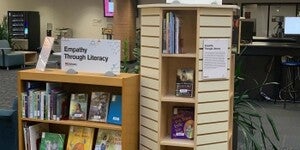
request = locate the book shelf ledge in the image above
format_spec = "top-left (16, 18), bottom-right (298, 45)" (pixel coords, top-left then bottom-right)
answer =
top-left (162, 53), bottom-right (196, 58)
top-left (161, 95), bottom-right (196, 103)
top-left (21, 118), bottom-right (122, 131)
top-left (160, 136), bottom-right (194, 148)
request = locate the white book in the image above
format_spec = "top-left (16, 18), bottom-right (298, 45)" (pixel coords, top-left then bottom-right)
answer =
top-left (28, 123), bottom-right (49, 150)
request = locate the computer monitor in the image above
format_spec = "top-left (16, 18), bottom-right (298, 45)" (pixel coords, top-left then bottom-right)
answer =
top-left (284, 17), bottom-right (300, 43)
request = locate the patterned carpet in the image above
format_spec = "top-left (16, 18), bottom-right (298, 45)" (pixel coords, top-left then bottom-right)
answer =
top-left (0, 67), bottom-right (21, 109)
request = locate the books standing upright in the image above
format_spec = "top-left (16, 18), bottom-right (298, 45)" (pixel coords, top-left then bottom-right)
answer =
top-left (69, 93), bottom-right (88, 120)
top-left (66, 126), bottom-right (95, 150)
top-left (88, 92), bottom-right (110, 122)
top-left (107, 95), bottom-right (122, 125)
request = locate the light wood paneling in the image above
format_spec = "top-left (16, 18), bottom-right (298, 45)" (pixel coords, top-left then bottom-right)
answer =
top-left (197, 101), bottom-right (229, 113)
top-left (141, 16), bottom-right (161, 26)
top-left (197, 122), bottom-right (229, 134)
top-left (141, 126), bottom-right (159, 142)
top-left (140, 135), bottom-right (159, 150)
top-left (197, 111), bottom-right (229, 124)
top-left (197, 132), bottom-right (228, 145)
top-left (141, 26), bottom-right (160, 36)
top-left (141, 115), bottom-right (159, 132)
top-left (199, 16), bottom-right (232, 27)
top-left (141, 47), bottom-right (160, 58)
top-left (141, 96), bottom-right (159, 111)
top-left (141, 86), bottom-right (159, 100)
top-left (141, 67), bottom-right (159, 79)
top-left (141, 77), bottom-right (159, 90)
top-left (140, 145), bottom-right (151, 150)
top-left (141, 8), bottom-right (161, 15)
top-left (199, 8), bottom-right (233, 16)
top-left (198, 80), bottom-right (229, 92)
top-left (141, 106), bottom-right (159, 121)
top-left (198, 91), bottom-right (229, 102)
top-left (197, 141), bottom-right (228, 150)
top-left (141, 57), bottom-right (160, 69)
top-left (141, 36), bottom-right (161, 47)
top-left (199, 27), bottom-right (232, 38)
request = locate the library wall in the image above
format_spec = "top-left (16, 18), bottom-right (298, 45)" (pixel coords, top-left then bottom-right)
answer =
top-left (0, 0), bottom-right (112, 45)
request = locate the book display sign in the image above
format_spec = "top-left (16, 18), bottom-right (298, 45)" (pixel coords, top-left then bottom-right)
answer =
top-left (202, 39), bottom-right (229, 80)
top-left (61, 38), bottom-right (121, 74)
top-left (36, 37), bottom-right (55, 71)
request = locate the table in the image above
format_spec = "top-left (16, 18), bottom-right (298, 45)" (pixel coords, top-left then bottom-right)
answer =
top-left (240, 42), bottom-right (300, 56)
top-left (14, 51), bottom-right (37, 65)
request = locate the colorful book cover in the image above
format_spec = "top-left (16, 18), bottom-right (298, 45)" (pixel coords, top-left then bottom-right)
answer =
top-left (88, 92), bottom-right (110, 122)
top-left (175, 68), bottom-right (194, 97)
top-left (28, 123), bottom-right (49, 150)
top-left (69, 93), bottom-right (88, 120)
top-left (107, 95), bottom-right (122, 125)
top-left (94, 129), bottom-right (121, 150)
top-left (39, 132), bottom-right (65, 150)
top-left (66, 126), bottom-right (95, 150)
top-left (171, 107), bottom-right (194, 139)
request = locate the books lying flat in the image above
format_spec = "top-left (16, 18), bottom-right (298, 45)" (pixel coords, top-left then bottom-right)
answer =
top-left (88, 92), bottom-right (110, 122)
top-left (39, 132), bottom-right (65, 150)
top-left (95, 129), bottom-right (121, 150)
top-left (66, 126), bottom-right (95, 150)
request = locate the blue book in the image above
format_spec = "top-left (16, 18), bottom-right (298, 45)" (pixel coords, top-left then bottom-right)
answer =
top-left (107, 95), bottom-right (122, 125)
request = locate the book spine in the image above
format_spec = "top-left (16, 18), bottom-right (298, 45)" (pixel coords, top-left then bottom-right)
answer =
top-left (40, 91), bottom-right (46, 120)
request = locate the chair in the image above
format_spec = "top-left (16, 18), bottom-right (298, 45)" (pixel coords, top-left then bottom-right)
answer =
top-left (0, 40), bottom-right (25, 70)
top-left (280, 56), bottom-right (300, 108)
top-left (0, 98), bottom-right (18, 150)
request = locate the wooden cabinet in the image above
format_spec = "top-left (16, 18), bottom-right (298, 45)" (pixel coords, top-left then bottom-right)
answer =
top-left (139, 4), bottom-right (237, 150)
top-left (17, 69), bottom-right (139, 150)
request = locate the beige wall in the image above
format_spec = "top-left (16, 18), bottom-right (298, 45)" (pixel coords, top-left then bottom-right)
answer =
top-left (0, 0), bottom-right (113, 44)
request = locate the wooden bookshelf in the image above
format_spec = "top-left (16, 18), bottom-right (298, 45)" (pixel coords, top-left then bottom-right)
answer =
top-left (139, 4), bottom-right (238, 150)
top-left (17, 69), bottom-right (139, 150)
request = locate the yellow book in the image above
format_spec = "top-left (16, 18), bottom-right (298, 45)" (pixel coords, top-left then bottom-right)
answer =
top-left (66, 126), bottom-right (94, 150)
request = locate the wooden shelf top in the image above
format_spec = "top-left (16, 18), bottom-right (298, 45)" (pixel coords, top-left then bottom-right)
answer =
top-left (162, 95), bottom-right (196, 103)
top-left (138, 3), bottom-right (239, 9)
top-left (162, 53), bottom-right (196, 58)
top-left (21, 118), bottom-right (122, 131)
top-left (160, 136), bottom-right (195, 148)
top-left (18, 69), bottom-right (139, 87)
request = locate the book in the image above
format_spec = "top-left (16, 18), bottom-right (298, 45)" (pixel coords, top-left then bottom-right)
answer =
top-left (28, 123), bottom-right (49, 150)
top-left (66, 126), bottom-right (95, 150)
top-left (39, 132), bottom-right (65, 150)
top-left (88, 92), bottom-right (110, 122)
top-left (175, 68), bottom-right (194, 97)
top-left (94, 129), bottom-right (121, 150)
top-left (171, 107), bottom-right (194, 139)
top-left (107, 95), bottom-right (122, 125)
top-left (69, 93), bottom-right (88, 120)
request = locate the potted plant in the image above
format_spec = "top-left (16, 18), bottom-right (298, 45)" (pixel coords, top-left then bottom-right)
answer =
top-left (0, 16), bottom-right (9, 40)
top-left (233, 49), bottom-right (280, 150)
